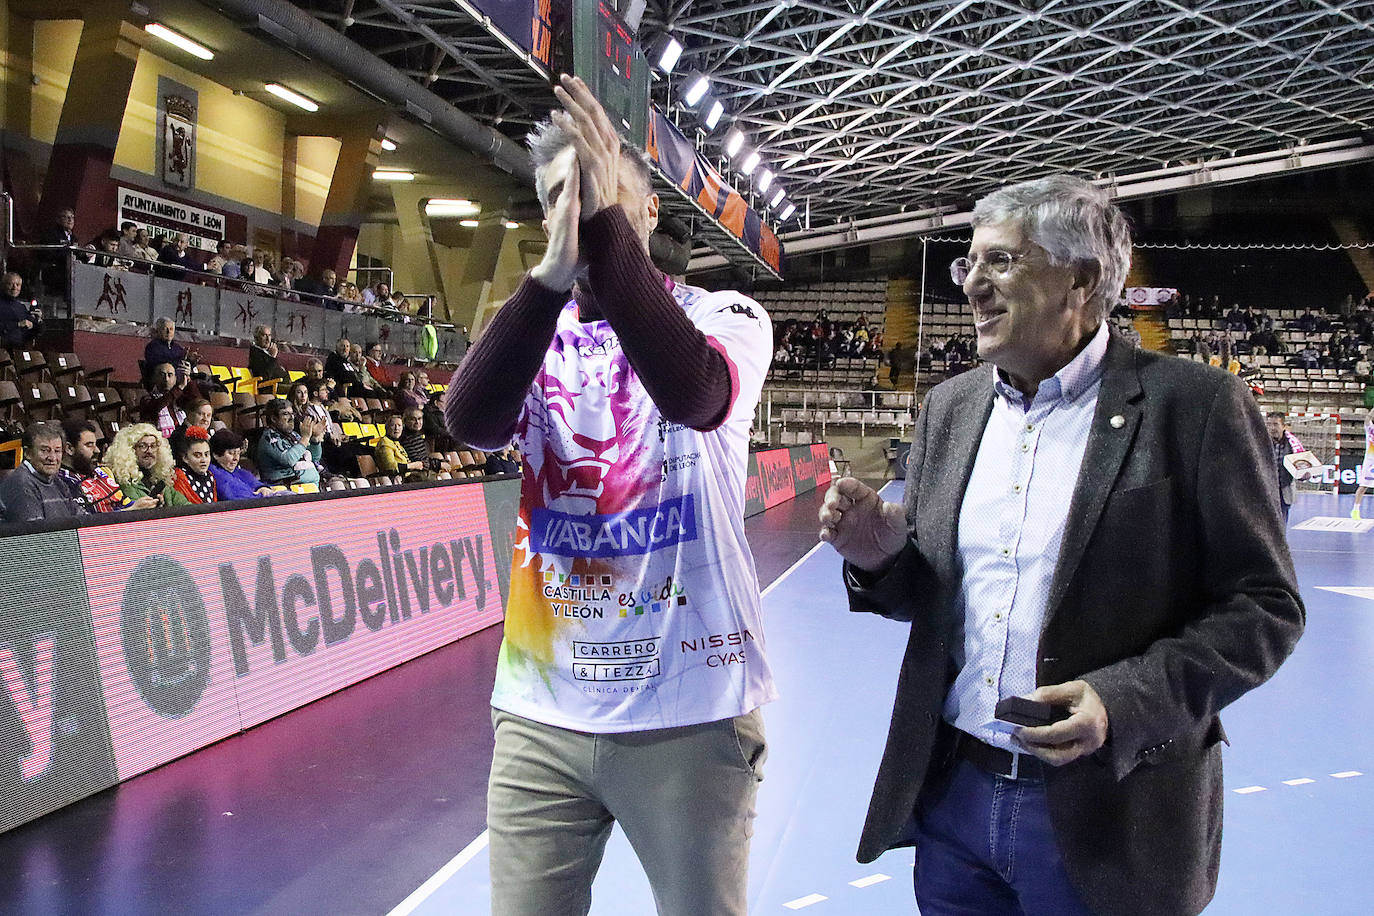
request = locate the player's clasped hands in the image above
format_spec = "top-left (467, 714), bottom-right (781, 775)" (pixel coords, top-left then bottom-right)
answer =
top-left (818, 477), bottom-right (908, 573)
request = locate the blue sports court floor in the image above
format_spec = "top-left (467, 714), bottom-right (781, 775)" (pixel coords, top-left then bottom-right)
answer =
top-left (0, 483), bottom-right (1370, 914)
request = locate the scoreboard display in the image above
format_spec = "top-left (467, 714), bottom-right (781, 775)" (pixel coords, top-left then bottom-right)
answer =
top-left (566, 0), bottom-right (651, 147)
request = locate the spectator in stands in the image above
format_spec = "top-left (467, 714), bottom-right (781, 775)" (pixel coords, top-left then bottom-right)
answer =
top-left (89, 233), bottom-right (131, 271)
top-left (140, 362), bottom-right (203, 438)
top-left (257, 398), bottom-right (322, 486)
top-left (1293, 344), bottom-right (1320, 370)
top-left (306, 378), bottom-right (349, 473)
top-left (348, 342), bottom-right (380, 392)
top-left (207, 239), bottom-right (236, 276)
top-left (248, 324), bottom-right (291, 385)
top-left (181, 398), bottom-right (222, 435)
top-left (243, 253), bottom-right (271, 285)
top-left (143, 317), bottom-right (193, 387)
top-left (374, 414), bottom-right (431, 481)
top-left (443, 79), bottom-right (776, 916)
top-left (1225, 304), bottom-right (1248, 331)
top-left (59, 419), bottom-right (141, 512)
top-left (156, 234), bottom-right (196, 277)
top-left (325, 337), bottom-right (363, 394)
top-left (288, 381), bottom-right (328, 467)
top-left (108, 424), bottom-right (188, 507)
top-left (169, 425), bottom-right (218, 503)
top-left (295, 266), bottom-right (337, 299)
top-left (131, 228), bottom-right (158, 264)
top-left (337, 282), bottom-right (362, 305)
top-left (396, 370), bottom-right (426, 412)
top-left (364, 281), bottom-right (392, 307)
top-left (116, 221), bottom-right (140, 259)
top-left (303, 357), bottom-right (327, 387)
top-left (36, 207), bottom-right (77, 295)
top-left (209, 428), bottom-right (276, 499)
top-left (1356, 348), bottom-right (1371, 381)
top-left (0, 422), bottom-right (86, 521)
top-left (363, 341), bottom-right (392, 386)
top-left (400, 407), bottom-right (450, 475)
top-left (0, 272), bottom-right (42, 348)
top-left (484, 444), bottom-right (521, 476)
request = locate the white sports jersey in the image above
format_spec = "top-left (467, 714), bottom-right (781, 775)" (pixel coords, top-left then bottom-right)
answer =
top-left (491, 279), bottom-right (778, 732)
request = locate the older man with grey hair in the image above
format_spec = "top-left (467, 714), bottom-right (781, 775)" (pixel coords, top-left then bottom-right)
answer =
top-left (0, 422), bottom-right (86, 522)
top-left (819, 175), bottom-right (1304, 915)
top-left (247, 324), bottom-right (290, 385)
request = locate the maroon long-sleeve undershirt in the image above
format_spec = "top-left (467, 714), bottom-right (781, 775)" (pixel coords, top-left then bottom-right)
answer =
top-left (443, 205), bottom-right (731, 450)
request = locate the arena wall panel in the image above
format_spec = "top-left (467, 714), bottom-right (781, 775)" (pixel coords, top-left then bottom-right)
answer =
top-left (0, 479), bottom-right (517, 835)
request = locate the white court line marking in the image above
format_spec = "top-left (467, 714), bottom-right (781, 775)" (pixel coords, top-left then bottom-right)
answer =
top-left (384, 482), bottom-right (873, 913)
top-left (784, 894), bottom-right (829, 909)
top-left (849, 873), bottom-right (892, 888)
top-left (1283, 778), bottom-right (1316, 786)
top-left (1233, 785), bottom-right (1267, 794)
top-left (386, 830), bottom-right (489, 916)
top-left (1331, 771), bottom-right (1363, 778)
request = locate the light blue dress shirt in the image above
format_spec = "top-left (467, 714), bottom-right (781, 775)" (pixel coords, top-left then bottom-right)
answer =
top-left (944, 321), bottom-right (1110, 751)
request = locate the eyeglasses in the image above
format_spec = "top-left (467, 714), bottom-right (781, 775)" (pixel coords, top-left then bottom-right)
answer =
top-left (949, 250), bottom-right (1028, 285)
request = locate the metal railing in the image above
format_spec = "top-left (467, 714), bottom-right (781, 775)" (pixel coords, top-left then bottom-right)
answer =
top-left (756, 385), bottom-right (914, 444)
top-left (4, 245), bottom-right (468, 362)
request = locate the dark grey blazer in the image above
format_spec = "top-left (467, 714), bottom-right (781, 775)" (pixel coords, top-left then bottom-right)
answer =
top-left (847, 332), bottom-right (1305, 916)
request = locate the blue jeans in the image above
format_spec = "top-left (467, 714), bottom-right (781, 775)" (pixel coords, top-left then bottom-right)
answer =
top-left (912, 758), bottom-right (1096, 915)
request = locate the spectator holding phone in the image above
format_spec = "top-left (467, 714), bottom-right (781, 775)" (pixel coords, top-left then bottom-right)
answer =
top-left (139, 361), bottom-right (204, 438)
top-left (107, 424), bottom-right (189, 507)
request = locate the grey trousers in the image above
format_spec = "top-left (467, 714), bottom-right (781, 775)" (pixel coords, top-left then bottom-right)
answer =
top-left (487, 707), bottom-right (767, 916)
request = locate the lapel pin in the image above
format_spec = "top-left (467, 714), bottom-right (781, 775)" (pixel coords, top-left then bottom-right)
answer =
top-left (1110, 414), bottom-right (1126, 429)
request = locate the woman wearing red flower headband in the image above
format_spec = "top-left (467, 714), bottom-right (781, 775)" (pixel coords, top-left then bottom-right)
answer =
top-left (170, 425), bottom-right (218, 504)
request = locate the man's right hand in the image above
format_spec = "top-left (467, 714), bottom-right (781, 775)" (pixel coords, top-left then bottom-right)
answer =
top-left (129, 495), bottom-right (159, 510)
top-left (818, 477), bottom-right (907, 573)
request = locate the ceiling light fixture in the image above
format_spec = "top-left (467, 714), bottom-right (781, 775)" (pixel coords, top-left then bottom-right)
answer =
top-left (682, 71), bottom-right (710, 107)
top-left (725, 129), bottom-right (746, 158)
top-left (653, 35), bottom-right (683, 74)
top-left (459, 219), bottom-right (480, 228)
top-left (740, 150), bottom-right (761, 175)
top-left (424, 198), bottom-right (481, 215)
top-left (704, 99), bottom-right (724, 129)
top-left (779, 202), bottom-right (796, 221)
top-left (504, 220), bottom-right (520, 229)
top-left (380, 137), bottom-right (397, 151)
top-left (145, 23), bottom-right (214, 60)
top-left (769, 188), bottom-right (786, 207)
top-left (264, 82), bottom-right (319, 112)
top-left (373, 169), bottom-right (416, 181)
top-left (757, 169), bottom-right (774, 193)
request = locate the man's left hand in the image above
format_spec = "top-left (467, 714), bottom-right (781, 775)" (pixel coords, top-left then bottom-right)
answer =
top-left (551, 74), bottom-right (621, 217)
top-left (1012, 680), bottom-right (1109, 766)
